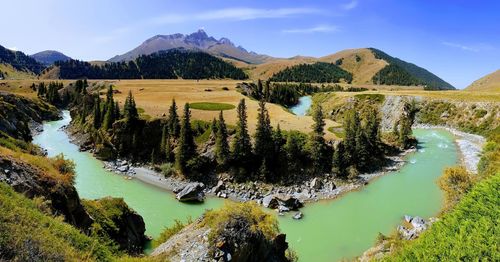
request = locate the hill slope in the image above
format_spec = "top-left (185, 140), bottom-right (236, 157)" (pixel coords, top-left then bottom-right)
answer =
top-left (109, 29), bottom-right (273, 64)
top-left (0, 44), bottom-right (45, 74)
top-left (466, 70), bottom-right (500, 92)
top-left (31, 50), bottom-right (71, 66)
top-left (250, 48), bottom-right (454, 90)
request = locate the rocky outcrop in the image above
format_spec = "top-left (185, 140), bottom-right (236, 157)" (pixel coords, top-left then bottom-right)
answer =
top-left (397, 215), bottom-right (436, 240)
top-left (0, 91), bottom-right (59, 141)
top-left (82, 197), bottom-right (147, 254)
top-left (0, 155), bottom-right (93, 230)
top-left (176, 182), bottom-right (205, 202)
top-left (262, 194), bottom-right (303, 212)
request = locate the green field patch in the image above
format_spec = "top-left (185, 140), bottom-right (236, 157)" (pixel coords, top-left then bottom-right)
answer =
top-left (189, 102), bottom-right (235, 111)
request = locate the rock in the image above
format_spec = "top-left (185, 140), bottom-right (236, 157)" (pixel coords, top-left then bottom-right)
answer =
top-left (310, 178), bottom-right (322, 190)
top-left (117, 165), bottom-right (129, 172)
top-left (278, 205), bottom-right (290, 213)
top-left (411, 216), bottom-right (426, 229)
top-left (404, 215), bottom-right (413, 223)
top-left (293, 212), bottom-right (303, 220)
top-left (262, 195), bottom-right (279, 209)
top-left (212, 180), bottom-right (225, 194)
top-left (176, 183), bottom-right (205, 202)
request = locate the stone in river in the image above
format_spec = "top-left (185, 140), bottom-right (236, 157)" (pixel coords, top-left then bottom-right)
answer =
top-left (176, 183), bottom-right (205, 202)
top-left (293, 212), bottom-right (303, 220)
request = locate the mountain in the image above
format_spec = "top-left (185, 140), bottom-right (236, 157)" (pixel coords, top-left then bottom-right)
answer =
top-left (0, 44), bottom-right (45, 74)
top-left (109, 29), bottom-right (274, 64)
top-left (250, 48), bottom-right (454, 90)
top-left (45, 49), bottom-right (247, 80)
top-left (466, 70), bottom-right (500, 92)
top-left (31, 50), bottom-right (71, 66)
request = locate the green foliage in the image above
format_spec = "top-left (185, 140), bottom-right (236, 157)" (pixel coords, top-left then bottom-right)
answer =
top-left (254, 101), bottom-right (274, 179)
top-left (201, 202), bottom-right (280, 245)
top-left (373, 64), bottom-right (422, 86)
top-left (354, 93), bottom-right (385, 103)
top-left (123, 91), bottom-right (138, 122)
top-left (160, 162), bottom-right (176, 177)
top-left (188, 102), bottom-right (235, 111)
top-left (386, 173), bottom-right (500, 261)
top-left (0, 44), bottom-right (45, 74)
top-left (308, 105), bottom-right (330, 174)
top-left (167, 99), bottom-right (181, 138)
top-left (152, 219), bottom-right (190, 248)
top-left (0, 182), bottom-right (115, 261)
top-left (231, 99), bottom-right (253, 174)
top-left (93, 96), bottom-right (102, 129)
top-left (102, 86), bottom-right (116, 130)
top-left (55, 50), bottom-right (247, 80)
top-left (369, 48), bottom-right (455, 90)
top-left (270, 62), bottom-right (353, 83)
top-left (438, 167), bottom-right (475, 210)
top-left (215, 111), bottom-right (230, 166)
top-left (175, 103), bottom-right (197, 175)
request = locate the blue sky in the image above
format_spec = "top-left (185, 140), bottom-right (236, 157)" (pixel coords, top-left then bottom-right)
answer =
top-left (1, 0), bottom-right (499, 88)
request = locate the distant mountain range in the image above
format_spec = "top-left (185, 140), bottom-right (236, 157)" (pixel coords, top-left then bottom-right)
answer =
top-left (108, 29), bottom-right (273, 64)
top-left (0, 31), bottom-right (459, 89)
top-left (31, 50), bottom-right (71, 66)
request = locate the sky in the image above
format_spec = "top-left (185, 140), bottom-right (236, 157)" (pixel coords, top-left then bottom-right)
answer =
top-left (1, 0), bottom-right (499, 89)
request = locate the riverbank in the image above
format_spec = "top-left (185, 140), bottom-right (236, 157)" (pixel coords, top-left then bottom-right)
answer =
top-left (414, 124), bottom-right (485, 173)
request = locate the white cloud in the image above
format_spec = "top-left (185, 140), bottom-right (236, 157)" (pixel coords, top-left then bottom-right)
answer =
top-left (150, 7), bottom-right (323, 25)
top-left (341, 0), bottom-right (358, 10)
top-left (282, 25), bottom-right (339, 34)
top-left (442, 42), bottom-right (479, 52)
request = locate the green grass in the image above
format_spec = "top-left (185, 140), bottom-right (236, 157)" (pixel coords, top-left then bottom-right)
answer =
top-left (188, 102), bottom-right (235, 111)
top-left (327, 126), bottom-right (345, 138)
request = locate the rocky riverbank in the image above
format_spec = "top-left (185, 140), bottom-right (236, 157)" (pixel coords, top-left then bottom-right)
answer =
top-left (414, 124), bottom-right (485, 173)
top-left (99, 146), bottom-right (415, 216)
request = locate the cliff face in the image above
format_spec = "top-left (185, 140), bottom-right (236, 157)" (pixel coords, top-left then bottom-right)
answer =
top-left (0, 91), bottom-right (59, 140)
top-left (0, 154), bottom-right (93, 230)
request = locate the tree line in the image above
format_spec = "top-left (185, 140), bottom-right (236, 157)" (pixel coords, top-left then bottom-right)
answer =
top-left (53, 50), bottom-right (247, 80)
top-left (270, 62), bottom-right (353, 84)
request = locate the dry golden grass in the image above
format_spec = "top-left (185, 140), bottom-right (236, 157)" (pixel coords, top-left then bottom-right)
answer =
top-left (319, 48), bottom-right (388, 84)
top-left (107, 79), bottom-right (340, 139)
top-left (466, 69), bottom-right (500, 92)
top-left (246, 56), bottom-right (317, 80)
top-left (0, 63), bottom-right (36, 80)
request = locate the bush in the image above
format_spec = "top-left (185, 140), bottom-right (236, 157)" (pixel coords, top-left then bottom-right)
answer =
top-left (160, 163), bottom-right (176, 177)
top-left (438, 166), bottom-right (474, 210)
top-left (152, 219), bottom-right (190, 248)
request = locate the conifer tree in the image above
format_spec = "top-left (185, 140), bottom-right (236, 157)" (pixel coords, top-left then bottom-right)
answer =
top-left (123, 90), bottom-right (138, 122)
top-left (231, 99), bottom-right (253, 168)
top-left (175, 103), bottom-right (196, 174)
top-left (254, 101), bottom-right (274, 162)
top-left (102, 86), bottom-right (115, 130)
top-left (167, 99), bottom-right (181, 138)
top-left (160, 125), bottom-right (168, 156)
top-left (344, 110), bottom-right (360, 164)
top-left (215, 111), bottom-right (230, 166)
top-left (93, 97), bottom-right (101, 129)
top-left (114, 101), bottom-right (120, 120)
top-left (332, 142), bottom-right (347, 178)
top-left (309, 105), bottom-right (328, 174)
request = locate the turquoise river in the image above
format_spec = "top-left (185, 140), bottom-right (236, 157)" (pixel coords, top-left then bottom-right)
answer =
top-left (33, 111), bottom-right (458, 261)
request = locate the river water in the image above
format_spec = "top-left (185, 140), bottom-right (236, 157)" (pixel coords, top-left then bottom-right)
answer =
top-left (33, 111), bottom-right (458, 261)
top-left (290, 96), bottom-right (312, 116)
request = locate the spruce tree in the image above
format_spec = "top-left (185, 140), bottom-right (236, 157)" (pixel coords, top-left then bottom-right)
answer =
top-left (93, 97), bottom-right (101, 129)
top-left (344, 110), bottom-right (360, 164)
top-left (123, 90), bottom-right (138, 122)
top-left (160, 125), bottom-right (168, 156)
top-left (167, 99), bottom-right (181, 138)
top-left (102, 86), bottom-right (115, 130)
top-left (254, 100), bottom-right (274, 162)
top-left (309, 105), bottom-right (328, 174)
top-left (231, 99), bottom-right (252, 168)
top-left (114, 101), bottom-right (120, 120)
top-left (215, 111), bottom-right (230, 166)
top-left (332, 142), bottom-right (347, 178)
top-left (175, 103), bottom-right (196, 174)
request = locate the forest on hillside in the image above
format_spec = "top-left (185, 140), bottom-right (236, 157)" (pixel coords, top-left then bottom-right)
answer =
top-left (0, 45), bottom-right (45, 74)
top-left (270, 62), bottom-right (353, 84)
top-left (369, 48), bottom-right (455, 90)
top-left (53, 50), bottom-right (248, 80)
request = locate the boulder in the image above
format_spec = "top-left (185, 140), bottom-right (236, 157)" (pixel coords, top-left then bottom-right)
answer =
top-left (310, 178), bottom-right (323, 190)
top-left (212, 180), bottom-right (225, 194)
top-left (262, 195), bottom-right (279, 209)
top-left (293, 212), bottom-right (303, 220)
top-left (176, 183), bottom-right (205, 202)
top-left (262, 194), bottom-right (303, 211)
top-left (411, 216), bottom-right (427, 229)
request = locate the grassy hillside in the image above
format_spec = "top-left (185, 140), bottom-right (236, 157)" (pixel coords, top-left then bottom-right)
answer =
top-left (466, 69), bottom-right (500, 92)
top-left (0, 63), bottom-right (36, 80)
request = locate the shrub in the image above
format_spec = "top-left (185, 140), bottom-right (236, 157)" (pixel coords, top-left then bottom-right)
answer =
top-left (438, 166), bottom-right (474, 210)
top-left (152, 219), bottom-right (190, 248)
top-left (160, 163), bottom-right (176, 177)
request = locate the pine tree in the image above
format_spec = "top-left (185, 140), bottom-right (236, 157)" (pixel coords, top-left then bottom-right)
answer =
top-left (123, 90), bottom-right (138, 122)
top-left (175, 103), bottom-right (196, 174)
top-left (114, 101), bottom-right (120, 120)
top-left (167, 99), bottom-right (181, 138)
top-left (210, 118), bottom-right (218, 141)
top-left (355, 126), bottom-right (371, 170)
top-left (399, 115), bottom-right (413, 148)
top-left (332, 142), bottom-right (347, 178)
top-left (160, 125), bottom-right (168, 156)
top-left (263, 81), bottom-right (271, 101)
top-left (309, 105), bottom-right (328, 174)
top-left (344, 110), bottom-right (360, 164)
top-left (102, 86), bottom-right (115, 130)
top-left (215, 111), bottom-right (230, 166)
top-left (254, 101), bottom-right (274, 161)
top-left (231, 99), bottom-right (253, 168)
top-left (93, 96), bottom-right (101, 129)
